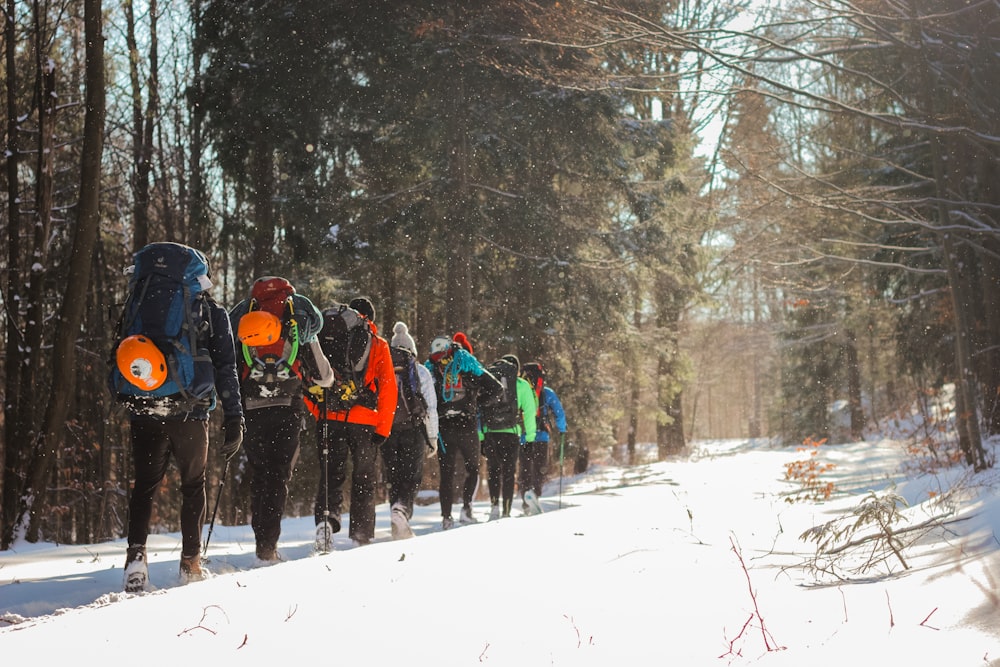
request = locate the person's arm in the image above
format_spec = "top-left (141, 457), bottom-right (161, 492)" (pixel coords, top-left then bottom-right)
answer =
top-left (417, 363), bottom-right (439, 451)
top-left (548, 387), bottom-right (567, 433)
top-left (304, 339), bottom-right (335, 388)
top-left (208, 299), bottom-right (243, 420)
top-left (291, 294), bottom-right (324, 343)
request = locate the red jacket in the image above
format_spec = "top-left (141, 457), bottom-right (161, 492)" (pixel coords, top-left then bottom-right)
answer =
top-left (305, 325), bottom-right (398, 439)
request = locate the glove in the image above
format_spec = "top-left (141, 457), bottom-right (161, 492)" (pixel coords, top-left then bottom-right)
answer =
top-left (221, 416), bottom-right (245, 460)
top-left (371, 433), bottom-right (387, 447)
top-left (425, 429), bottom-right (439, 458)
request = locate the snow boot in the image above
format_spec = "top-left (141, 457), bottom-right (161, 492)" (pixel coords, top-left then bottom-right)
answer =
top-left (488, 503), bottom-right (501, 521)
top-left (123, 544), bottom-right (148, 593)
top-left (255, 543), bottom-right (281, 564)
top-left (524, 490), bottom-right (543, 515)
top-left (459, 504), bottom-right (478, 524)
top-left (442, 515), bottom-right (454, 530)
top-left (315, 520), bottom-right (336, 553)
top-left (391, 503), bottom-right (415, 540)
top-left (179, 553), bottom-right (206, 584)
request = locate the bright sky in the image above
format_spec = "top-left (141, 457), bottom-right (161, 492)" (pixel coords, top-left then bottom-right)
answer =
top-left (2, 424), bottom-right (1000, 665)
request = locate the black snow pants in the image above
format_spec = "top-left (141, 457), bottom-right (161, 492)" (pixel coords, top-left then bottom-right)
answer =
top-left (483, 431), bottom-right (520, 515)
top-left (244, 405), bottom-right (302, 552)
top-left (381, 425), bottom-right (427, 519)
top-left (314, 420), bottom-right (378, 544)
top-left (437, 419), bottom-right (481, 519)
top-left (127, 419), bottom-right (209, 558)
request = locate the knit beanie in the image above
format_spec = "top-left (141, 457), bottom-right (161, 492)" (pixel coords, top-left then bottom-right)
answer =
top-left (349, 296), bottom-right (375, 321)
top-left (391, 321), bottom-right (418, 356)
top-left (452, 331), bottom-right (473, 354)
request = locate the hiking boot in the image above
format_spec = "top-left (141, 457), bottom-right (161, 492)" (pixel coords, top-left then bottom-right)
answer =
top-left (442, 515), bottom-right (454, 530)
top-left (459, 505), bottom-right (478, 524)
top-left (391, 503), bottom-right (414, 540)
top-left (123, 545), bottom-right (148, 593)
top-left (256, 543), bottom-right (281, 564)
top-left (488, 503), bottom-right (501, 521)
top-left (524, 490), bottom-right (543, 516)
top-left (315, 520), bottom-right (336, 553)
top-left (179, 554), bottom-right (205, 583)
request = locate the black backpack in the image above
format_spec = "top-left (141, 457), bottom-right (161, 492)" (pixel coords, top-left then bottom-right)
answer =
top-left (390, 345), bottom-right (427, 428)
top-left (481, 357), bottom-right (520, 430)
top-left (315, 303), bottom-right (375, 410)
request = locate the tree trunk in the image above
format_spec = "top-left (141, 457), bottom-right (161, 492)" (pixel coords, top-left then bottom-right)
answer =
top-left (251, 129), bottom-right (275, 274)
top-left (2, 0), bottom-right (25, 549)
top-left (658, 388), bottom-right (686, 458)
top-left (15, 0), bottom-right (105, 542)
top-left (626, 299), bottom-right (641, 465)
top-left (187, 0), bottom-right (206, 249)
top-left (444, 72), bottom-right (472, 332)
top-left (845, 328), bottom-right (865, 441)
top-left (125, 0), bottom-right (157, 250)
top-left (19, 29), bottom-right (58, 442)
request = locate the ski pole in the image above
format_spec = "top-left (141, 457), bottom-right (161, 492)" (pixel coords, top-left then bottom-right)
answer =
top-left (319, 387), bottom-right (331, 552)
top-left (203, 459), bottom-right (230, 558)
top-left (558, 433), bottom-right (565, 509)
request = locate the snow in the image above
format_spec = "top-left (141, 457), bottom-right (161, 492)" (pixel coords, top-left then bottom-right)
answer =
top-left (2, 435), bottom-right (1000, 665)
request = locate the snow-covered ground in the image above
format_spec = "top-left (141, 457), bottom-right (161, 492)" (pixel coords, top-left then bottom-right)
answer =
top-left (2, 435), bottom-right (999, 665)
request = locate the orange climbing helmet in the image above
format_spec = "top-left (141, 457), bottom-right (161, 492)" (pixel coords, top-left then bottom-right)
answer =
top-left (116, 335), bottom-right (168, 390)
top-left (237, 310), bottom-right (282, 346)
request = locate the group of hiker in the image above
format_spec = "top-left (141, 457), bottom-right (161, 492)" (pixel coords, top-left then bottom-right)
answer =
top-left (108, 242), bottom-right (567, 593)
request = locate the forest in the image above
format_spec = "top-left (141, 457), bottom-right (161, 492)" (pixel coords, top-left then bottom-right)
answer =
top-left (1, 0), bottom-right (998, 548)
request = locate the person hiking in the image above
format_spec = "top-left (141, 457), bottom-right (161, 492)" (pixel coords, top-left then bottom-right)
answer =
top-left (425, 332), bottom-right (503, 529)
top-left (229, 277), bottom-right (334, 563)
top-left (382, 321), bottom-right (439, 539)
top-left (518, 361), bottom-right (567, 515)
top-left (110, 242), bottom-right (244, 592)
top-left (480, 354), bottom-right (537, 519)
top-left (305, 296), bottom-right (396, 549)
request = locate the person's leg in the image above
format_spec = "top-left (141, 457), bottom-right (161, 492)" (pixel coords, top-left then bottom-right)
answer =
top-left (245, 407), bottom-right (300, 554)
top-left (533, 439), bottom-right (549, 496)
top-left (347, 423), bottom-right (378, 544)
top-left (458, 426), bottom-right (482, 508)
top-left (169, 420), bottom-right (210, 558)
top-left (482, 433), bottom-right (501, 505)
top-left (314, 423), bottom-right (348, 532)
top-left (437, 423), bottom-right (460, 520)
top-left (380, 434), bottom-right (402, 507)
top-left (126, 419), bottom-right (172, 548)
top-left (393, 428), bottom-right (424, 518)
top-left (499, 434), bottom-right (518, 514)
top-left (517, 441), bottom-right (532, 502)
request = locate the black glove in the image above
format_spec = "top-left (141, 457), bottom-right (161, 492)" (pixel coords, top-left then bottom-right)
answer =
top-left (371, 433), bottom-right (387, 447)
top-left (221, 416), bottom-right (245, 460)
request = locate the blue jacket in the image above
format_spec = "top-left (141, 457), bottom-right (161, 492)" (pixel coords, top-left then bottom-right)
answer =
top-left (530, 386), bottom-right (566, 443)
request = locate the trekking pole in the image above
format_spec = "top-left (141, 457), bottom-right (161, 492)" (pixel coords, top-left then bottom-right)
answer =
top-left (319, 387), bottom-right (331, 552)
top-left (558, 433), bottom-right (565, 509)
top-left (203, 459), bottom-right (230, 558)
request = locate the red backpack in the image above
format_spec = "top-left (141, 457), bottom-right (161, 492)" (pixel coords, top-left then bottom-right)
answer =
top-left (238, 277), bottom-right (304, 386)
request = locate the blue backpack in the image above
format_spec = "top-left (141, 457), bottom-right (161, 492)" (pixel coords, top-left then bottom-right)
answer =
top-left (108, 242), bottom-right (216, 415)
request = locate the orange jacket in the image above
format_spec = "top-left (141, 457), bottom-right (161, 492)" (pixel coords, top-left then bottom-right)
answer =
top-left (304, 326), bottom-right (398, 438)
